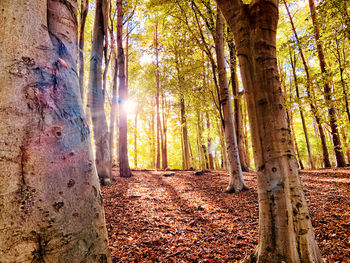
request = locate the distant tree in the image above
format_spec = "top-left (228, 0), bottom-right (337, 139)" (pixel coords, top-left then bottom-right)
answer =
top-left (0, 0), bottom-right (110, 261)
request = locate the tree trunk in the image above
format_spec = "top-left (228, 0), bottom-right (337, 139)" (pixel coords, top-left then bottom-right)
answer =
top-left (215, 12), bottom-right (247, 193)
top-left (0, 0), bottom-right (111, 261)
top-left (289, 50), bottom-right (315, 169)
top-left (206, 111), bottom-right (214, 170)
top-left (134, 108), bottom-right (138, 168)
top-left (79, 0), bottom-right (89, 101)
top-left (150, 100), bottom-right (156, 168)
top-left (197, 111), bottom-right (206, 169)
top-left (109, 51), bottom-right (118, 170)
top-left (155, 18), bottom-right (162, 170)
top-left (308, 0), bottom-right (346, 167)
top-left (283, 0), bottom-right (331, 168)
top-left (290, 109), bottom-right (305, 170)
top-left (217, 0), bottom-right (322, 261)
top-left (88, 0), bottom-right (112, 185)
top-left (117, 0), bottom-right (132, 177)
top-left (218, 119), bottom-right (228, 170)
top-left (180, 95), bottom-right (191, 170)
top-left (227, 30), bottom-right (249, 172)
top-left (161, 92), bottom-right (168, 169)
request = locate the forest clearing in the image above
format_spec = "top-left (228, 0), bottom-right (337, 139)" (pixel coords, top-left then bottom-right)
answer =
top-left (1, 0), bottom-right (350, 262)
top-left (103, 169), bottom-right (350, 262)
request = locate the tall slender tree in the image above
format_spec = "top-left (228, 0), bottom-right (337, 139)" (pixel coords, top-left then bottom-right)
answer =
top-left (216, 0), bottom-right (322, 261)
top-left (117, 0), bottom-right (132, 177)
top-left (0, 0), bottom-right (110, 261)
top-left (79, 0), bottom-right (89, 101)
top-left (215, 12), bottom-right (247, 193)
top-left (88, 0), bottom-right (112, 185)
top-left (308, 0), bottom-right (346, 167)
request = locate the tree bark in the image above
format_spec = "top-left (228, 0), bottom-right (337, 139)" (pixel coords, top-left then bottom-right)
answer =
top-left (197, 111), bottom-right (206, 169)
top-left (79, 0), bottom-right (89, 101)
top-left (283, 0), bottom-right (331, 168)
top-left (0, 0), bottom-right (111, 261)
top-left (216, 0), bottom-right (322, 261)
top-left (206, 111), bottom-right (214, 170)
top-left (88, 0), bottom-right (112, 185)
top-left (134, 108), bottom-right (138, 168)
top-left (117, 0), bottom-right (132, 177)
top-left (289, 50), bottom-right (315, 169)
top-left (150, 100), bottom-right (156, 168)
top-left (180, 95), bottom-right (191, 170)
top-left (161, 92), bottom-right (168, 169)
top-left (308, 0), bottom-right (346, 167)
top-left (109, 49), bottom-right (118, 170)
top-left (227, 30), bottom-right (249, 172)
top-left (155, 18), bottom-right (162, 170)
top-left (215, 12), bottom-right (247, 193)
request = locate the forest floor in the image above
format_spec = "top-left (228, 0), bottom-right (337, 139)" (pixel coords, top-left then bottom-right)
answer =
top-left (102, 168), bottom-right (350, 263)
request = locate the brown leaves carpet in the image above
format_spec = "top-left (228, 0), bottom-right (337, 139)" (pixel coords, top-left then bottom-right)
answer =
top-left (102, 168), bottom-right (350, 262)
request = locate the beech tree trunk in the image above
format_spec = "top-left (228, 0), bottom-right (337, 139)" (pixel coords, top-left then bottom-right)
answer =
top-left (161, 92), bottom-right (168, 169)
top-left (0, 0), bottom-right (111, 261)
top-left (206, 111), bottom-right (214, 170)
top-left (197, 111), bottom-right (206, 169)
top-left (109, 50), bottom-right (118, 169)
top-left (134, 108), bottom-right (138, 168)
top-left (215, 13), bottom-right (247, 193)
top-left (283, 0), bottom-right (331, 168)
top-left (88, 0), bottom-right (112, 185)
top-left (117, 0), bottom-right (132, 177)
top-left (308, 0), bottom-right (346, 167)
top-left (227, 30), bottom-right (249, 172)
top-left (150, 100), bottom-right (156, 168)
top-left (79, 0), bottom-right (89, 101)
top-left (155, 18), bottom-right (162, 170)
top-left (180, 95), bottom-right (191, 170)
top-left (216, 0), bottom-right (322, 261)
top-left (289, 50), bottom-right (315, 169)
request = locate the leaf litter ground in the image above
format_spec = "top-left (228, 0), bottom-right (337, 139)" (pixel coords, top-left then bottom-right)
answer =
top-left (102, 168), bottom-right (350, 262)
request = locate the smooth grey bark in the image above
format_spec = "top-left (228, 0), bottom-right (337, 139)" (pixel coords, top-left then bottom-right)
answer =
top-left (216, 0), bottom-right (322, 261)
top-left (215, 12), bottom-right (247, 193)
top-left (227, 30), bottom-right (249, 172)
top-left (88, 0), bottom-right (112, 185)
top-left (0, 0), bottom-right (110, 261)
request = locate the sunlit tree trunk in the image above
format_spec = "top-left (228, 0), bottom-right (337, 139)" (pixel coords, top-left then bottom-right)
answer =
top-left (79, 0), bottom-right (89, 101)
top-left (161, 92), bottom-right (168, 169)
top-left (290, 110), bottom-right (305, 170)
top-left (227, 30), bottom-right (249, 172)
top-left (217, 0), bottom-right (322, 261)
top-left (109, 50), bottom-right (118, 170)
top-left (88, 0), bottom-right (112, 185)
top-left (283, 0), bottom-right (331, 168)
top-left (180, 95), bottom-right (191, 170)
top-left (0, 0), bottom-right (111, 261)
top-left (206, 111), bottom-right (214, 170)
top-left (155, 18), bottom-right (162, 170)
top-left (197, 111), bottom-right (206, 169)
top-left (134, 108), bottom-right (138, 168)
top-left (308, 0), bottom-right (346, 167)
top-left (289, 50), bottom-right (315, 169)
top-left (218, 119), bottom-right (228, 170)
top-left (117, 0), bottom-right (132, 177)
top-left (150, 100), bottom-right (156, 168)
top-left (215, 12), bottom-right (247, 193)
